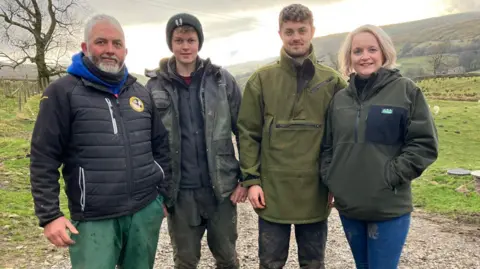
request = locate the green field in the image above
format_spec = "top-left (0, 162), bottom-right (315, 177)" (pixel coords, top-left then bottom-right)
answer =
top-left (0, 77), bottom-right (479, 267)
top-left (0, 96), bottom-right (69, 268)
top-left (418, 76), bottom-right (480, 101)
top-left (411, 99), bottom-right (480, 222)
top-left (396, 55), bottom-right (460, 75)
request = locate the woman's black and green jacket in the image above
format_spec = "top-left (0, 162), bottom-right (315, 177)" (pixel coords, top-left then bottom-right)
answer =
top-left (320, 68), bottom-right (439, 221)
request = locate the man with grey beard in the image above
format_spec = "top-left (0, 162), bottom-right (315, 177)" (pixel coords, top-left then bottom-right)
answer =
top-left (29, 14), bottom-right (171, 269)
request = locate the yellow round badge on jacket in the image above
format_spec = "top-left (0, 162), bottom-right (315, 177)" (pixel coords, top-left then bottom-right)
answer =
top-left (129, 96), bottom-right (144, 112)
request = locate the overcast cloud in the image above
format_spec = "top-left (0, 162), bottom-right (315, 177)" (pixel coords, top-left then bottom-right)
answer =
top-left (443, 0), bottom-right (480, 13)
top-left (86, 0), bottom-right (343, 25)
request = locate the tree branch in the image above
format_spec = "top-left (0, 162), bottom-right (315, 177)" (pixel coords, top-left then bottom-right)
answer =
top-left (44, 0), bottom-right (56, 42)
top-left (0, 52), bottom-right (30, 68)
top-left (13, 0), bottom-right (34, 17)
top-left (0, 8), bottom-right (35, 35)
top-left (0, 0), bottom-right (85, 85)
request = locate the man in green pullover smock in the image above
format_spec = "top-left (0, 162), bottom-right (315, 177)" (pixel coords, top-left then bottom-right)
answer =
top-left (238, 4), bottom-right (347, 269)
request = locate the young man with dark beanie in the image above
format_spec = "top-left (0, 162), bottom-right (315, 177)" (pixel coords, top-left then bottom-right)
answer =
top-left (145, 13), bottom-right (246, 269)
top-left (30, 14), bottom-right (171, 269)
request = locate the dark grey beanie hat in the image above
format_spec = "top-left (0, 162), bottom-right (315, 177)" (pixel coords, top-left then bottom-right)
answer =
top-left (166, 13), bottom-right (204, 51)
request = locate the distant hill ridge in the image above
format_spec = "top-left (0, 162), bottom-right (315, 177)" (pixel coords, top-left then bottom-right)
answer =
top-left (2, 12), bottom-right (480, 84)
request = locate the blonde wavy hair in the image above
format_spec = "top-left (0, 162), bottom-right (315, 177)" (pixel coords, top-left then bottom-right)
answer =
top-left (338, 24), bottom-right (397, 77)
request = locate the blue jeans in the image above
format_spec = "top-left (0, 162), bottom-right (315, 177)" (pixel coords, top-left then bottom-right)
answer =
top-left (340, 213), bottom-right (411, 269)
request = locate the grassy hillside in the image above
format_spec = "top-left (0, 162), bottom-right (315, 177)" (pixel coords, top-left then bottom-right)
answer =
top-left (413, 99), bottom-right (480, 223)
top-left (0, 95), bottom-right (70, 268)
top-left (418, 76), bottom-right (480, 101)
top-left (397, 55), bottom-right (460, 75)
top-left (228, 12), bottom-right (480, 79)
top-left (311, 12), bottom-right (480, 57)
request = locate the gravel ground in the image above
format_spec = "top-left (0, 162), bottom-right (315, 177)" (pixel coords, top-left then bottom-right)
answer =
top-left (38, 204), bottom-right (480, 269)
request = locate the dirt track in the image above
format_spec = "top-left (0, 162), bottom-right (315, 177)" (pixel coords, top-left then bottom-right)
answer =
top-left (40, 203), bottom-right (480, 269)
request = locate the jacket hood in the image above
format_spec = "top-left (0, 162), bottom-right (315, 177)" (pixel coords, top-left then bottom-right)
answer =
top-left (346, 68), bottom-right (402, 99)
top-left (67, 52), bottom-right (129, 94)
top-left (145, 56), bottom-right (222, 81)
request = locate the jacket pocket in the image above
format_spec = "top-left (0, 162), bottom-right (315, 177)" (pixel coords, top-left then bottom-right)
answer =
top-left (310, 76), bottom-right (334, 93)
top-left (78, 167), bottom-right (86, 212)
top-left (214, 138), bottom-right (240, 192)
top-left (268, 120), bottom-right (322, 168)
top-left (365, 105), bottom-right (407, 145)
top-left (104, 98), bottom-right (118, 134)
top-left (152, 90), bottom-right (171, 109)
top-left (384, 159), bottom-right (404, 191)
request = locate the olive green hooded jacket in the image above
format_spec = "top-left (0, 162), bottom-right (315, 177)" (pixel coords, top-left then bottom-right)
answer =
top-left (238, 48), bottom-right (347, 224)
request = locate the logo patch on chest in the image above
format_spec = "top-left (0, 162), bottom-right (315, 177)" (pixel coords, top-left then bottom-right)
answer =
top-left (129, 96), bottom-right (144, 112)
top-left (381, 108), bottom-right (393, 114)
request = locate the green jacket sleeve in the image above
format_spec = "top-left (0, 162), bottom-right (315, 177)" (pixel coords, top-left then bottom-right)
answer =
top-left (335, 76), bottom-right (348, 93)
top-left (320, 74), bottom-right (345, 185)
top-left (388, 88), bottom-right (439, 186)
top-left (320, 99), bottom-right (335, 186)
top-left (223, 69), bottom-right (243, 181)
top-left (238, 74), bottom-right (263, 187)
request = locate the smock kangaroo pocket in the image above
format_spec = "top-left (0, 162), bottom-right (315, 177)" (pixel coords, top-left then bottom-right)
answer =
top-left (268, 120), bottom-right (322, 168)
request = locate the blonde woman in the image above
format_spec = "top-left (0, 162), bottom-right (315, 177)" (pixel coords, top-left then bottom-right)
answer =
top-left (320, 24), bottom-right (438, 268)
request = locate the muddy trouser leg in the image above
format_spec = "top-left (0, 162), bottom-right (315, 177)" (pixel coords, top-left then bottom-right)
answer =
top-left (205, 197), bottom-right (239, 269)
top-left (69, 219), bottom-right (122, 269)
top-left (339, 215), bottom-right (368, 269)
top-left (258, 217), bottom-right (291, 269)
top-left (69, 196), bottom-right (164, 269)
top-left (340, 213), bottom-right (410, 269)
top-left (367, 213), bottom-right (411, 269)
top-left (118, 196), bottom-right (165, 269)
top-left (168, 190), bottom-right (207, 269)
top-left (294, 219), bottom-right (328, 269)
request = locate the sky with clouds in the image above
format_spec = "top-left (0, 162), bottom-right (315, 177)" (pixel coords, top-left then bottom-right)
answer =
top-left (80, 0), bottom-right (479, 73)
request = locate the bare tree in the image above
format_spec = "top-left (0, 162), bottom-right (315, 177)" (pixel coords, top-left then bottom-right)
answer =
top-left (0, 0), bottom-right (85, 90)
top-left (428, 42), bottom-right (451, 75)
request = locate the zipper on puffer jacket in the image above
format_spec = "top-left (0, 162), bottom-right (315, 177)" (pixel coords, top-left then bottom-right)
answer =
top-left (105, 98), bottom-right (118, 134)
top-left (154, 160), bottom-right (165, 181)
top-left (78, 167), bottom-right (86, 212)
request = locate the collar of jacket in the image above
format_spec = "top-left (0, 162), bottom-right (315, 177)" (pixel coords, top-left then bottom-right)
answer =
top-left (153, 56), bottom-right (221, 81)
top-left (346, 67), bottom-right (401, 100)
top-left (81, 74), bottom-right (137, 95)
top-left (279, 45), bottom-right (317, 77)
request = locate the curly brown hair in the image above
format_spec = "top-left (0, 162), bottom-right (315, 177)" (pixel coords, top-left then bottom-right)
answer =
top-left (278, 4), bottom-right (313, 28)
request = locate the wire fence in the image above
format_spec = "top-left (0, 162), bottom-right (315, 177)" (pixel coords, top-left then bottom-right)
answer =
top-left (0, 77), bottom-right (42, 112)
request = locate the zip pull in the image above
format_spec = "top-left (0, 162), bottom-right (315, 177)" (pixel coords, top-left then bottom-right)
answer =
top-left (310, 76), bottom-right (334, 93)
top-left (105, 98), bottom-right (119, 134)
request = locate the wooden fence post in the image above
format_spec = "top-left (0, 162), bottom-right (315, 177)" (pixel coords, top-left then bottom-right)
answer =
top-left (18, 89), bottom-right (22, 111)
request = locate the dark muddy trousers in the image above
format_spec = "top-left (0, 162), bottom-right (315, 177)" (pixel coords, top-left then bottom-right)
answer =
top-left (168, 188), bottom-right (239, 269)
top-left (340, 213), bottom-right (411, 269)
top-left (69, 195), bottom-right (165, 269)
top-left (258, 217), bottom-right (328, 269)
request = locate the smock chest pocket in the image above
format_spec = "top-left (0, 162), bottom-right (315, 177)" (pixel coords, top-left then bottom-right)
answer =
top-left (365, 105), bottom-right (408, 145)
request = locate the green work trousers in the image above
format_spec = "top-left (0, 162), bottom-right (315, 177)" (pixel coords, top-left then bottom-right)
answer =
top-left (69, 195), bottom-right (165, 269)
